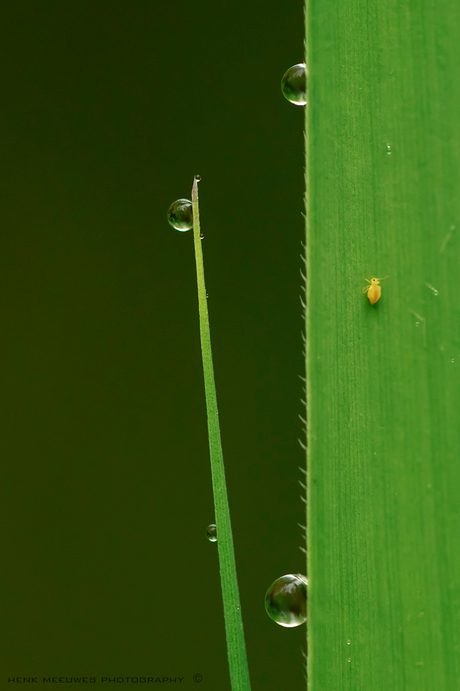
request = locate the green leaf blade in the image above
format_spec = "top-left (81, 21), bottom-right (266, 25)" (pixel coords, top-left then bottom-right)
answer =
top-left (306, 2), bottom-right (460, 689)
top-left (192, 178), bottom-right (252, 691)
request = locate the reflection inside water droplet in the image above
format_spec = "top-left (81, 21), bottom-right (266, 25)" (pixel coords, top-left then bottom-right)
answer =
top-left (167, 199), bottom-right (193, 231)
top-left (206, 524), bottom-right (217, 542)
top-left (264, 573), bottom-right (308, 628)
top-left (281, 63), bottom-right (307, 106)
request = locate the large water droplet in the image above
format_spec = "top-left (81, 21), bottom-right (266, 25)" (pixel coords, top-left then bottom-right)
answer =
top-left (264, 573), bottom-right (308, 627)
top-left (281, 64), bottom-right (307, 106)
top-left (167, 199), bottom-right (193, 231)
top-left (206, 524), bottom-right (217, 542)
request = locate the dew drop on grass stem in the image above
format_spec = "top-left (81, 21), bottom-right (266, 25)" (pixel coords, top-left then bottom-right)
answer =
top-left (206, 524), bottom-right (217, 542)
top-left (281, 63), bottom-right (307, 106)
top-left (167, 198), bottom-right (193, 231)
top-left (264, 573), bottom-right (308, 627)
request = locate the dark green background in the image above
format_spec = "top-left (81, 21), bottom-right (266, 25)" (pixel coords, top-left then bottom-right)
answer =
top-left (1, 2), bottom-right (306, 689)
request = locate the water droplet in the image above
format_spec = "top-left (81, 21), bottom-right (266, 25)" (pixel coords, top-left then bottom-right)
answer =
top-left (347, 640), bottom-right (351, 645)
top-left (200, 233), bottom-right (204, 240)
top-left (206, 292), bottom-right (209, 299)
top-left (415, 322), bottom-right (419, 327)
top-left (206, 524), bottom-right (217, 542)
top-left (264, 573), bottom-right (308, 628)
top-left (347, 658), bottom-right (351, 663)
top-left (452, 358), bottom-right (455, 363)
top-left (167, 199), bottom-right (193, 231)
top-left (195, 174), bottom-right (201, 181)
top-left (386, 144), bottom-right (392, 155)
top-left (425, 282), bottom-right (439, 296)
top-left (281, 63), bottom-right (307, 106)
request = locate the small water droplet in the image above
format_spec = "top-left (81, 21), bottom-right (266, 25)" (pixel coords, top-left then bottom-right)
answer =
top-left (195, 174), bottom-right (201, 181)
top-left (200, 234), bottom-right (204, 240)
top-left (167, 199), bottom-right (193, 231)
top-left (452, 358), bottom-right (455, 363)
top-left (386, 144), bottom-right (392, 155)
top-left (206, 293), bottom-right (209, 299)
top-left (264, 573), bottom-right (308, 628)
top-left (347, 658), bottom-right (351, 663)
top-left (206, 524), bottom-right (217, 542)
top-left (415, 322), bottom-right (419, 327)
top-left (425, 282), bottom-right (439, 296)
top-left (347, 640), bottom-right (351, 645)
top-left (281, 63), bottom-right (307, 106)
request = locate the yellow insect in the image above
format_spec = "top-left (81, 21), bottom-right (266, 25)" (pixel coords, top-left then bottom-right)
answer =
top-left (363, 276), bottom-right (389, 305)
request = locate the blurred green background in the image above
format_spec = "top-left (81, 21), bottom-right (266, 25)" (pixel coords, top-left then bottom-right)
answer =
top-left (0, 1), bottom-right (306, 688)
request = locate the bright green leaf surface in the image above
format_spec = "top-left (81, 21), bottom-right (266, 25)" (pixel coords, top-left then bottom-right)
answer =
top-left (306, 2), bottom-right (460, 689)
